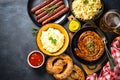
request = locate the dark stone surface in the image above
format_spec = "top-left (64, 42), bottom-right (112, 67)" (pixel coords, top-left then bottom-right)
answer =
top-left (0, 0), bottom-right (120, 80)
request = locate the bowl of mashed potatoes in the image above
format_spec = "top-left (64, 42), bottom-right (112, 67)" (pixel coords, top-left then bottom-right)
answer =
top-left (36, 23), bottom-right (69, 56)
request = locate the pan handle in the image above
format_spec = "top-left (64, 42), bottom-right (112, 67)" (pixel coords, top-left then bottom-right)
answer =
top-left (82, 20), bottom-right (97, 28)
top-left (86, 65), bottom-right (97, 70)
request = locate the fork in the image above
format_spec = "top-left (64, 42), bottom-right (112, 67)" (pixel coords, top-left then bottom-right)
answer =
top-left (83, 21), bottom-right (116, 69)
top-left (97, 28), bottom-right (116, 70)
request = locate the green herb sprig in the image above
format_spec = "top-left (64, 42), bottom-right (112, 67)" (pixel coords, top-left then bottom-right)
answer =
top-left (86, 42), bottom-right (94, 51)
top-left (84, 0), bottom-right (89, 5)
top-left (32, 26), bottom-right (39, 36)
top-left (49, 36), bottom-right (57, 45)
top-left (43, 5), bottom-right (58, 14)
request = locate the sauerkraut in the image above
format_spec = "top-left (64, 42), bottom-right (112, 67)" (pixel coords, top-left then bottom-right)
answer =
top-left (72, 0), bottom-right (102, 20)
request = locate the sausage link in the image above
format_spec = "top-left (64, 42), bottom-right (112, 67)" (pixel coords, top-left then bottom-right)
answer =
top-left (42, 7), bottom-right (69, 25)
top-left (38, 5), bottom-right (65, 23)
top-left (31, 0), bottom-right (52, 13)
top-left (36, 11), bottom-right (48, 20)
top-left (36, 1), bottom-right (64, 20)
top-left (35, 0), bottom-right (60, 15)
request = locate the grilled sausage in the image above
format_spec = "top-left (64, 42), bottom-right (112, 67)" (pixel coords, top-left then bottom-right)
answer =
top-left (31, 0), bottom-right (52, 13)
top-left (37, 5), bottom-right (65, 23)
top-left (36, 1), bottom-right (64, 20)
top-left (35, 0), bottom-right (60, 15)
top-left (36, 11), bottom-right (48, 20)
top-left (75, 31), bottom-right (104, 62)
top-left (42, 7), bottom-right (69, 25)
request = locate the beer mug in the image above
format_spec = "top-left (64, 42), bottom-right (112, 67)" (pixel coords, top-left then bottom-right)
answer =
top-left (99, 9), bottom-right (120, 34)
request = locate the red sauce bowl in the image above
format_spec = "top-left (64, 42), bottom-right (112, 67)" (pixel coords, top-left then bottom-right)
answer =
top-left (27, 50), bottom-right (45, 68)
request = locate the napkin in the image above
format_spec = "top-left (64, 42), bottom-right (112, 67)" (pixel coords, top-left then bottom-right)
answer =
top-left (86, 36), bottom-right (120, 80)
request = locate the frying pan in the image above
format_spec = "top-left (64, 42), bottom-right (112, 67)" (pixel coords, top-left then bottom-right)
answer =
top-left (27, 0), bottom-right (69, 27)
top-left (71, 21), bottom-right (107, 66)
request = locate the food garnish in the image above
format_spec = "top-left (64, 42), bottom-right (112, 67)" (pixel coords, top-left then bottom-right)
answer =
top-left (86, 42), bottom-right (95, 51)
top-left (84, 0), bottom-right (89, 5)
top-left (49, 36), bottom-right (57, 45)
top-left (32, 26), bottom-right (39, 36)
top-left (43, 5), bottom-right (58, 14)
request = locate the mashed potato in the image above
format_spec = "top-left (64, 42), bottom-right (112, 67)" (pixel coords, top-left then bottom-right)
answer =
top-left (72, 0), bottom-right (102, 20)
top-left (40, 28), bottom-right (64, 53)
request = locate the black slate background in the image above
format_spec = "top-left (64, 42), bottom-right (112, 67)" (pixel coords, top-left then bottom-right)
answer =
top-left (0, 0), bottom-right (120, 80)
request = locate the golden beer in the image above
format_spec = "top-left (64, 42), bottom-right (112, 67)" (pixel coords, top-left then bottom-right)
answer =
top-left (99, 9), bottom-right (120, 34)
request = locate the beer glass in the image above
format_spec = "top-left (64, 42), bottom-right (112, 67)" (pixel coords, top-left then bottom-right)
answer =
top-left (99, 9), bottom-right (120, 34)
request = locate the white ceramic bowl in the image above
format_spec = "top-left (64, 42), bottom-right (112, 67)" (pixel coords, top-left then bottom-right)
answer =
top-left (27, 50), bottom-right (45, 68)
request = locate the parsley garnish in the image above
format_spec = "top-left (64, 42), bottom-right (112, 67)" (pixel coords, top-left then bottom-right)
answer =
top-left (32, 26), bottom-right (39, 36)
top-left (86, 42), bottom-right (94, 51)
top-left (49, 37), bottom-right (57, 45)
top-left (43, 5), bottom-right (58, 14)
top-left (84, 0), bottom-right (89, 5)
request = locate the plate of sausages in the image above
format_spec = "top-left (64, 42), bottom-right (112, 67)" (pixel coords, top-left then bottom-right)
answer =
top-left (27, 0), bottom-right (69, 27)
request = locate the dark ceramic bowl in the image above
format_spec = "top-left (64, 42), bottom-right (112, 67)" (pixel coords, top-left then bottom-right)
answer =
top-left (69, 0), bottom-right (104, 22)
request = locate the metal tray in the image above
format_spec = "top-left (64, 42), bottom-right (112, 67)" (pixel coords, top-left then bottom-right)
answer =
top-left (27, 0), bottom-right (69, 27)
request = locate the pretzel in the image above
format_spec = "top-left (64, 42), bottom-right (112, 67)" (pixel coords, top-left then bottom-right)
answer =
top-left (46, 54), bottom-right (73, 80)
top-left (67, 65), bottom-right (85, 80)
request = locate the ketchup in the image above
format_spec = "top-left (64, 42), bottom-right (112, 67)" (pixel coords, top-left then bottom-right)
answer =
top-left (29, 52), bottom-right (43, 66)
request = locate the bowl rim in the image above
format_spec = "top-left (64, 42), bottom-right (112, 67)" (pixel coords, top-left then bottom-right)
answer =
top-left (70, 26), bottom-right (107, 65)
top-left (27, 0), bottom-right (70, 27)
top-left (27, 50), bottom-right (45, 68)
top-left (69, 0), bottom-right (104, 22)
top-left (36, 23), bottom-right (69, 56)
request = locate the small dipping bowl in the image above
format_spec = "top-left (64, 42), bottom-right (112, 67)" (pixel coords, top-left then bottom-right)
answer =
top-left (27, 50), bottom-right (45, 68)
